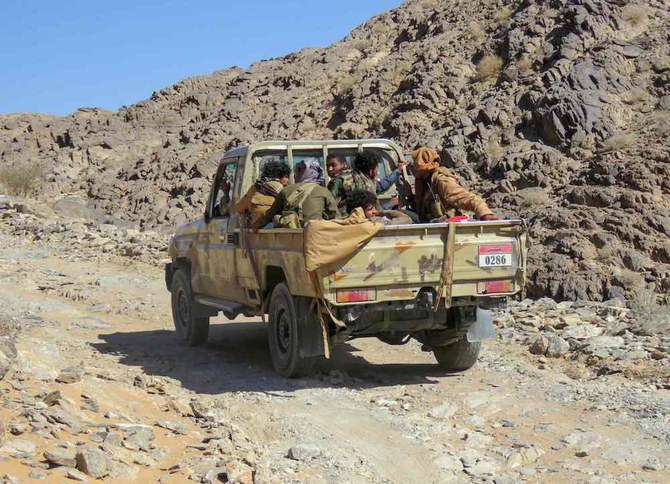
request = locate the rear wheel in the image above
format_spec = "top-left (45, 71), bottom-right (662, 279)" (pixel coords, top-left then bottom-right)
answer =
top-left (267, 282), bottom-right (316, 378)
top-left (433, 336), bottom-right (481, 372)
top-left (170, 269), bottom-right (209, 346)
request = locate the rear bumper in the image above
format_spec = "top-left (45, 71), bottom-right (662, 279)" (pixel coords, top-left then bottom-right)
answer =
top-left (335, 295), bottom-right (506, 336)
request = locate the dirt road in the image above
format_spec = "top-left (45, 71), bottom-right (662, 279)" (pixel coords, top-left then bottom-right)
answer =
top-left (0, 226), bottom-right (668, 482)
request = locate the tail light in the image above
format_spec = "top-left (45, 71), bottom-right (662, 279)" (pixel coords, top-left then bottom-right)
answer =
top-left (478, 280), bottom-right (514, 294)
top-left (336, 289), bottom-right (376, 303)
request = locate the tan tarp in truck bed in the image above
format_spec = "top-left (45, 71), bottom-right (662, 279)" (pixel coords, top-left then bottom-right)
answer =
top-left (303, 208), bottom-right (383, 274)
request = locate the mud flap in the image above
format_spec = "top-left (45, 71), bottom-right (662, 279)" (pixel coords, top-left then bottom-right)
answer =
top-left (297, 298), bottom-right (326, 358)
top-left (298, 318), bottom-right (326, 357)
top-left (466, 307), bottom-right (496, 342)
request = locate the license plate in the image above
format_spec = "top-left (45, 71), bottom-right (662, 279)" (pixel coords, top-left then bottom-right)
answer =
top-left (478, 243), bottom-right (513, 267)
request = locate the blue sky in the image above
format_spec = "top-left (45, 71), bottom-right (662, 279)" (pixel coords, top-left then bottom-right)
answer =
top-left (0, 0), bottom-right (402, 116)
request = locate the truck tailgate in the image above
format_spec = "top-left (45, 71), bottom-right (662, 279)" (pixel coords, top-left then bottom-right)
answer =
top-left (324, 220), bottom-right (526, 304)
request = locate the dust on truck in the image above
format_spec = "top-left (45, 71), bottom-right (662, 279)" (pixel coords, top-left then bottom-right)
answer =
top-left (165, 139), bottom-right (528, 377)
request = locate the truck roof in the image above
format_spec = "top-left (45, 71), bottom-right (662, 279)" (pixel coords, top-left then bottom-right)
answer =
top-left (221, 138), bottom-right (403, 160)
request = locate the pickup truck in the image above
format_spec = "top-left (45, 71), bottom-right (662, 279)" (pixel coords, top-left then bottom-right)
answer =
top-left (166, 139), bottom-right (527, 377)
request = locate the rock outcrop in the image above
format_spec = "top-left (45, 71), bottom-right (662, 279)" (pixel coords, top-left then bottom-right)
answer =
top-left (0, 0), bottom-right (668, 304)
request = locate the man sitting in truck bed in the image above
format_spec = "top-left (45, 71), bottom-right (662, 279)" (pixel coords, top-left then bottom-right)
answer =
top-left (235, 160), bottom-right (290, 227)
top-left (412, 147), bottom-right (499, 222)
top-left (329, 151), bottom-right (406, 214)
top-left (345, 189), bottom-right (413, 225)
top-left (252, 158), bottom-right (339, 229)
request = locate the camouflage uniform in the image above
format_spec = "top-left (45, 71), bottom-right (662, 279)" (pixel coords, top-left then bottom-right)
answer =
top-left (329, 168), bottom-right (376, 214)
top-left (253, 182), bottom-right (339, 229)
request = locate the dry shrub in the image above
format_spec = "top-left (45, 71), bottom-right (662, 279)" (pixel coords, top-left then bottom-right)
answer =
top-left (623, 88), bottom-right (649, 106)
top-left (495, 7), bottom-right (512, 23)
top-left (622, 4), bottom-right (648, 27)
top-left (0, 421), bottom-right (7, 447)
top-left (518, 188), bottom-right (549, 208)
top-left (0, 320), bottom-right (20, 338)
top-left (517, 55), bottom-right (533, 73)
top-left (336, 75), bottom-right (357, 94)
top-left (600, 133), bottom-right (635, 153)
top-left (421, 0), bottom-right (440, 8)
top-left (630, 287), bottom-right (670, 336)
top-left (350, 38), bottom-right (369, 52)
top-left (476, 55), bottom-right (503, 81)
top-left (595, 246), bottom-right (616, 265)
top-left (466, 22), bottom-right (485, 42)
top-left (623, 364), bottom-right (670, 382)
top-left (0, 163), bottom-right (44, 196)
top-left (650, 111), bottom-right (670, 137)
top-left (486, 137), bottom-right (504, 159)
top-left (617, 268), bottom-right (645, 289)
top-left (372, 23), bottom-right (389, 35)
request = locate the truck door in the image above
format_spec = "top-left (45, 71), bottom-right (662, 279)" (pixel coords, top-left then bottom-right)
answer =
top-left (195, 159), bottom-right (247, 303)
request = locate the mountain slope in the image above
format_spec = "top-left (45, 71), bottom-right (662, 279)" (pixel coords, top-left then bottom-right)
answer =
top-left (1, 0), bottom-right (668, 303)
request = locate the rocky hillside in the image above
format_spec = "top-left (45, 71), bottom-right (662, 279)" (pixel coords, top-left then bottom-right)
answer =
top-left (0, 0), bottom-right (668, 305)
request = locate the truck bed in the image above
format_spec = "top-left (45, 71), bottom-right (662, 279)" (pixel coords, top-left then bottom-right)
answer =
top-left (235, 219), bottom-right (527, 308)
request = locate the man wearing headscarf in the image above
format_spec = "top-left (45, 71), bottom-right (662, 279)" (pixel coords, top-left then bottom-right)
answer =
top-left (412, 147), bottom-right (498, 222)
top-left (252, 158), bottom-right (339, 229)
top-left (235, 160), bottom-right (290, 227)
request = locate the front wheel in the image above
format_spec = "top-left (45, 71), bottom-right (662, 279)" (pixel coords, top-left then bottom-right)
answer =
top-left (170, 269), bottom-right (209, 346)
top-left (267, 282), bottom-right (316, 378)
top-left (433, 337), bottom-right (482, 372)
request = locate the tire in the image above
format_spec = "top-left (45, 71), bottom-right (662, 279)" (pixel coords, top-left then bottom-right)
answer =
top-left (267, 282), bottom-right (315, 378)
top-left (170, 269), bottom-right (209, 346)
top-left (432, 336), bottom-right (482, 372)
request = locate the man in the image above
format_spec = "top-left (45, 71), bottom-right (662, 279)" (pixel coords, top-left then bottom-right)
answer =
top-left (329, 151), bottom-right (407, 214)
top-left (345, 190), bottom-right (413, 225)
top-left (412, 147), bottom-right (498, 222)
top-left (325, 153), bottom-right (348, 180)
top-left (216, 176), bottom-right (232, 217)
top-left (235, 160), bottom-right (290, 226)
top-left (253, 158), bottom-right (339, 229)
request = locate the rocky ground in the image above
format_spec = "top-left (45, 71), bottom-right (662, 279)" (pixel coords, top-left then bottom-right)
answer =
top-left (1, 199), bottom-right (669, 483)
top-left (1, 0), bottom-right (669, 304)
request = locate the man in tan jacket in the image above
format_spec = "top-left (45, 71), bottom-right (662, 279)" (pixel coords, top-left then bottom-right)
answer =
top-left (235, 160), bottom-right (290, 226)
top-left (412, 147), bottom-right (498, 222)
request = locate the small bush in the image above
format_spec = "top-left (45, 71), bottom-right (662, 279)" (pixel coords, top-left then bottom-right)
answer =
top-left (517, 56), bottom-right (534, 73)
top-left (466, 22), bottom-right (485, 42)
top-left (650, 111), bottom-right (670, 137)
top-left (518, 188), bottom-right (550, 208)
top-left (486, 137), bottom-right (504, 159)
top-left (617, 269), bottom-right (645, 289)
top-left (336, 75), bottom-right (357, 94)
top-left (372, 23), bottom-right (389, 35)
top-left (0, 163), bottom-right (44, 196)
top-left (623, 88), bottom-right (650, 107)
top-left (0, 320), bottom-right (20, 338)
top-left (476, 55), bottom-right (504, 81)
top-left (495, 7), bottom-right (512, 23)
top-left (420, 0), bottom-right (440, 8)
top-left (600, 133), bottom-right (635, 153)
top-left (350, 38), bottom-right (369, 52)
top-left (595, 246), bottom-right (616, 265)
top-left (622, 4), bottom-right (648, 27)
top-left (630, 287), bottom-right (670, 336)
